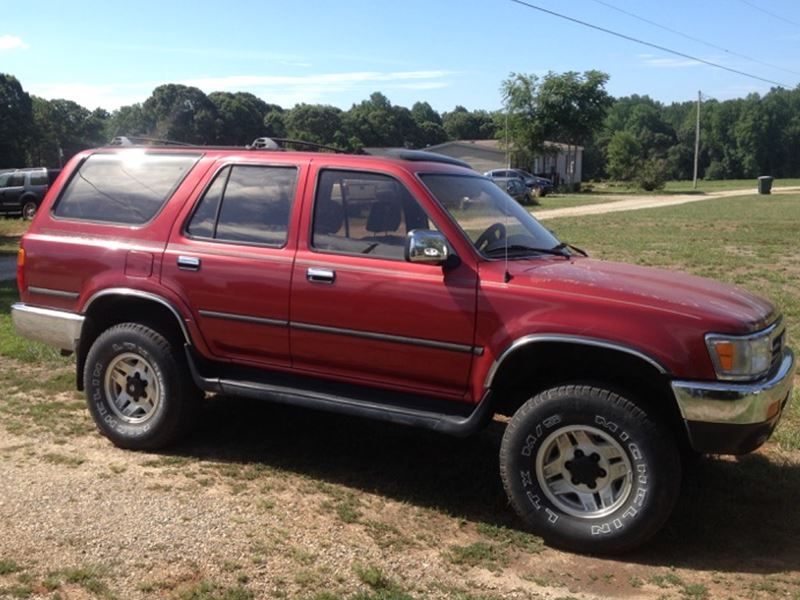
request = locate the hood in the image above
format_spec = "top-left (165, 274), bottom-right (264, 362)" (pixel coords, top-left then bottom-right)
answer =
top-left (493, 257), bottom-right (776, 333)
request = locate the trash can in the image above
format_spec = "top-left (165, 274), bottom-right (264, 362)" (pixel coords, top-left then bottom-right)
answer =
top-left (758, 175), bottom-right (773, 194)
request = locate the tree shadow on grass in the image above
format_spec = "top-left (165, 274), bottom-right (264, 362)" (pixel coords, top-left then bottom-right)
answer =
top-left (172, 395), bottom-right (800, 575)
top-left (0, 234), bottom-right (21, 256)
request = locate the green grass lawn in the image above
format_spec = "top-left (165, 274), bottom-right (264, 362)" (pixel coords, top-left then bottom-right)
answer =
top-left (0, 217), bottom-right (27, 256)
top-left (584, 177), bottom-right (800, 195)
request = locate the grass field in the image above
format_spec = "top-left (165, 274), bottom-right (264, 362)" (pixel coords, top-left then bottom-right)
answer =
top-left (1, 195), bottom-right (799, 598)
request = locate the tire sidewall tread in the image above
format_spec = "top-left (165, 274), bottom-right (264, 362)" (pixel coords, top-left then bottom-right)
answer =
top-left (500, 383), bottom-right (680, 554)
top-left (84, 322), bottom-right (194, 450)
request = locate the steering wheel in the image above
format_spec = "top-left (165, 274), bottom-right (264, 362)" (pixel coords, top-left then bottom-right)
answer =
top-left (475, 222), bottom-right (507, 251)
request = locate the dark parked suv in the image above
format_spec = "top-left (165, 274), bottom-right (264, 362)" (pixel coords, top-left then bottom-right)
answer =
top-left (0, 168), bottom-right (60, 219)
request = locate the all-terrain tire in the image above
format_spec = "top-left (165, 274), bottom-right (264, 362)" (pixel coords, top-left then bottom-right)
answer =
top-left (84, 323), bottom-right (199, 450)
top-left (500, 384), bottom-right (681, 554)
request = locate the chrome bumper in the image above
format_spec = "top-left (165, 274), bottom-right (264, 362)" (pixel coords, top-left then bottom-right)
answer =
top-left (671, 347), bottom-right (795, 425)
top-left (11, 302), bottom-right (84, 352)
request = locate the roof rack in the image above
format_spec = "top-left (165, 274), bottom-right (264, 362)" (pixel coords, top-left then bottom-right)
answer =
top-left (104, 136), bottom-right (472, 168)
top-left (362, 148), bottom-right (472, 169)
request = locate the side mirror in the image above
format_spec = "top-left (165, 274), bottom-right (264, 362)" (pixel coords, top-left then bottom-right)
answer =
top-left (405, 230), bottom-right (450, 265)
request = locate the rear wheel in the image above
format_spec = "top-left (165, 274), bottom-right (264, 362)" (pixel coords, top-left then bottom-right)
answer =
top-left (21, 200), bottom-right (37, 220)
top-left (500, 384), bottom-right (680, 554)
top-left (84, 323), bottom-right (199, 449)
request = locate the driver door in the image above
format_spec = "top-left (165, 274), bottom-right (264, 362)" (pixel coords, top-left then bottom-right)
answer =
top-left (289, 167), bottom-right (479, 399)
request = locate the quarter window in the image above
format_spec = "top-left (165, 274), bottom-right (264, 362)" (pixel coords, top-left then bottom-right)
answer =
top-left (311, 170), bottom-right (435, 260)
top-left (53, 152), bottom-right (199, 224)
top-left (187, 165), bottom-right (297, 246)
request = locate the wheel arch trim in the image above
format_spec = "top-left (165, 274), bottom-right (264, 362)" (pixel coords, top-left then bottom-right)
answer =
top-left (484, 334), bottom-right (669, 389)
top-left (82, 288), bottom-right (193, 346)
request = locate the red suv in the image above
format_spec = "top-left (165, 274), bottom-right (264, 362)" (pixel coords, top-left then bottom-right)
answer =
top-left (11, 142), bottom-right (795, 553)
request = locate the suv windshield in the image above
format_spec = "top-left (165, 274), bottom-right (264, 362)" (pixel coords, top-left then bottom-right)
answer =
top-left (419, 174), bottom-right (560, 257)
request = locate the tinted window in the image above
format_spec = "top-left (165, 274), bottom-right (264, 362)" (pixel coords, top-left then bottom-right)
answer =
top-left (187, 167), bottom-right (228, 238)
top-left (311, 170), bottom-right (435, 260)
top-left (53, 152), bottom-right (199, 224)
top-left (187, 165), bottom-right (297, 246)
top-left (8, 173), bottom-right (25, 187)
top-left (29, 171), bottom-right (48, 186)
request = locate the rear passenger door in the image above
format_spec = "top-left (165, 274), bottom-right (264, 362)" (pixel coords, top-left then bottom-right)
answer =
top-left (162, 162), bottom-right (302, 368)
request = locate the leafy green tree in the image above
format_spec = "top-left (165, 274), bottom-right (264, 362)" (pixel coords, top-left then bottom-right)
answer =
top-left (210, 91), bottom-right (268, 145)
top-left (142, 84), bottom-right (218, 144)
top-left (105, 104), bottom-right (151, 140)
top-left (410, 101), bottom-right (446, 147)
top-left (345, 92), bottom-right (418, 148)
top-left (536, 70), bottom-right (612, 185)
top-left (442, 105), bottom-right (496, 140)
top-left (498, 74), bottom-right (546, 166)
top-left (28, 98), bottom-right (107, 167)
top-left (285, 103), bottom-right (346, 147)
top-left (0, 73), bottom-right (33, 168)
top-left (606, 131), bottom-right (642, 181)
top-left (263, 105), bottom-right (287, 138)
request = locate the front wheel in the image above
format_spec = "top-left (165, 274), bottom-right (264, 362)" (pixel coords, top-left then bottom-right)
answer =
top-left (84, 323), bottom-right (199, 450)
top-left (500, 384), bottom-right (680, 554)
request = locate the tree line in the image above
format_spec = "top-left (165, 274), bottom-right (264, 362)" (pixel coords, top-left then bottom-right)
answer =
top-left (2, 71), bottom-right (799, 186)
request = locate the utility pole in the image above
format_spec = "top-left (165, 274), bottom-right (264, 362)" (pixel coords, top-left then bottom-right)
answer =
top-left (505, 104), bottom-right (511, 168)
top-left (693, 90), bottom-right (701, 189)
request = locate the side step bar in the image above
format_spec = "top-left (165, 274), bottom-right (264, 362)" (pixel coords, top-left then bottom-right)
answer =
top-left (185, 347), bottom-right (494, 437)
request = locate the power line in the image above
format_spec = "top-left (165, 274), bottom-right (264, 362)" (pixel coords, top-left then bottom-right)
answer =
top-left (590, 0), bottom-right (800, 77)
top-left (508, 0), bottom-right (791, 88)
top-left (738, 0), bottom-right (800, 28)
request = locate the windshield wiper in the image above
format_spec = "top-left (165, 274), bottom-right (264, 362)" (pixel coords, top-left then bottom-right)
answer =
top-left (553, 242), bottom-right (588, 257)
top-left (484, 244), bottom-right (569, 258)
top-left (484, 242), bottom-right (588, 259)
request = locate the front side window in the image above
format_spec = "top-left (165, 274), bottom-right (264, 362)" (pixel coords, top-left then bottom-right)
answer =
top-left (8, 173), bottom-right (25, 187)
top-left (187, 165), bottom-right (297, 246)
top-left (53, 152), bottom-right (199, 224)
top-left (311, 170), bottom-right (436, 260)
top-left (420, 174), bottom-right (560, 258)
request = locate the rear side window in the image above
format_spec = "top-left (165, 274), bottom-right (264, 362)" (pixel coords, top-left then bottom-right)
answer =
top-left (29, 171), bottom-right (48, 186)
top-left (187, 165), bottom-right (297, 246)
top-left (53, 152), bottom-right (199, 224)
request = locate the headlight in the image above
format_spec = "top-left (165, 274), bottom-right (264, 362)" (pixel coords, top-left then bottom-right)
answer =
top-left (705, 330), bottom-right (774, 381)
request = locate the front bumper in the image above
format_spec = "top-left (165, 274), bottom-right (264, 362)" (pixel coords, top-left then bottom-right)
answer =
top-left (11, 302), bottom-right (84, 352)
top-left (671, 347), bottom-right (796, 454)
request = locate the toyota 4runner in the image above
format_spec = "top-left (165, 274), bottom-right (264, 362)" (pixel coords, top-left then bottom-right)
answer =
top-left (11, 142), bottom-right (795, 553)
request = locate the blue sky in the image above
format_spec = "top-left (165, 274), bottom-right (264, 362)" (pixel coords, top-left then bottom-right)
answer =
top-left (2, 0), bottom-right (799, 112)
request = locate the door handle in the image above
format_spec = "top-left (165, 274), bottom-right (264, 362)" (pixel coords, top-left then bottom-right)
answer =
top-left (177, 255), bottom-right (201, 271)
top-left (306, 267), bottom-right (335, 284)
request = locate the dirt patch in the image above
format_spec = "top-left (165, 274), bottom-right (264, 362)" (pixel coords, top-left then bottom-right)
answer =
top-left (0, 354), bottom-right (799, 599)
top-left (534, 186), bottom-right (800, 220)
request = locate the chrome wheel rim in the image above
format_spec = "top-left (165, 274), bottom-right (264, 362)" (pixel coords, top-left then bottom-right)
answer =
top-left (104, 352), bottom-right (161, 424)
top-left (535, 425), bottom-right (633, 519)
top-left (22, 203), bottom-right (36, 219)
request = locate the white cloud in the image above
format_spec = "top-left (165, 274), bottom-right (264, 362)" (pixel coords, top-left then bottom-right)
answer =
top-left (0, 35), bottom-right (28, 50)
top-left (26, 70), bottom-right (456, 111)
top-left (26, 82), bottom-right (151, 110)
top-left (179, 70), bottom-right (455, 106)
top-left (638, 54), bottom-right (705, 68)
